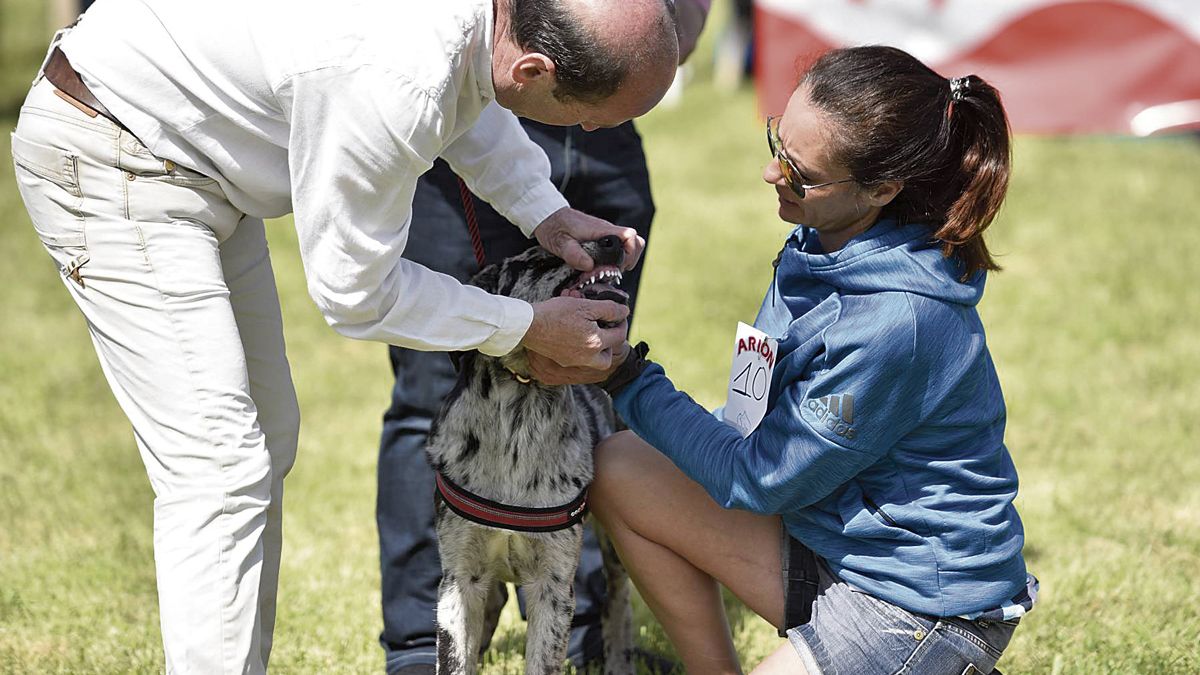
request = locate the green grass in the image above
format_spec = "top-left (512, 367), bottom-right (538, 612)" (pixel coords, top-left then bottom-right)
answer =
top-left (0, 0), bottom-right (54, 114)
top-left (3, 16), bottom-right (1200, 675)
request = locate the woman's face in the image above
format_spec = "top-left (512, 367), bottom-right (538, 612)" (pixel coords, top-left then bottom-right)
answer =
top-left (762, 86), bottom-right (893, 250)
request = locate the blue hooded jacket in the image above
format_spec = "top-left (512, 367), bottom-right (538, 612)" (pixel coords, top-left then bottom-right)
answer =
top-left (613, 219), bottom-right (1028, 618)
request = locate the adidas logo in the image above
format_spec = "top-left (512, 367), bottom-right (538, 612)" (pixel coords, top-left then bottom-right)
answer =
top-left (805, 393), bottom-right (857, 440)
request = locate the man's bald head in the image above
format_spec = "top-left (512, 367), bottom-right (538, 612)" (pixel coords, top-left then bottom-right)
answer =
top-left (506, 0), bottom-right (679, 104)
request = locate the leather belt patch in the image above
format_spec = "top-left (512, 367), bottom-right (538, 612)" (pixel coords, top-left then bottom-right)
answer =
top-left (53, 89), bottom-right (98, 118)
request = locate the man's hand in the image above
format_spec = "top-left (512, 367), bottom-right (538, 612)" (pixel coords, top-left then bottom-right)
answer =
top-left (521, 297), bottom-right (629, 374)
top-left (534, 207), bottom-right (644, 272)
top-left (528, 341), bottom-right (631, 386)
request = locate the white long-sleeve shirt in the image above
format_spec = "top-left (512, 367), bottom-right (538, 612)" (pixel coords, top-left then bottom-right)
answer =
top-left (61, 0), bottom-right (569, 355)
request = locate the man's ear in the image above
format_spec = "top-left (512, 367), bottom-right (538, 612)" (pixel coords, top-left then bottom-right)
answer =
top-left (510, 52), bottom-right (555, 87)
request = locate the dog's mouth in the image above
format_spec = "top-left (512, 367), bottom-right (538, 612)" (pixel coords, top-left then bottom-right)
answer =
top-left (563, 266), bottom-right (629, 305)
top-left (561, 266), bottom-right (628, 329)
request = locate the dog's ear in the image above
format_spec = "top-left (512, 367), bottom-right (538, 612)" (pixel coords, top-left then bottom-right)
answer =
top-left (469, 263), bottom-right (502, 294)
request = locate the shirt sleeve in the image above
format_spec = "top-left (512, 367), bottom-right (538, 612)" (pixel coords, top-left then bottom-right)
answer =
top-left (281, 65), bottom-right (533, 356)
top-left (613, 300), bottom-right (925, 514)
top-left (441, 101), bottom-right (568, 236)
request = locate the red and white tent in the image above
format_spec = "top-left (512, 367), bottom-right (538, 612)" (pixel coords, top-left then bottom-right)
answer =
top-left (754, 0), bottom-right (1200, 135)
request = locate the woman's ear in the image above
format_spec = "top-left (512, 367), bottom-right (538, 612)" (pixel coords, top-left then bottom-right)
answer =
top-left (864, 179), bottom-right (904, 208)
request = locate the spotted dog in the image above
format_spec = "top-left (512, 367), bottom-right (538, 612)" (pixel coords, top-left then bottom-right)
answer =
top-left (429, 236), bottom-right (634, 675)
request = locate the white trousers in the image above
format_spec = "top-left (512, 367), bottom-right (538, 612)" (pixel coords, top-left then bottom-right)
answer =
top-left (12, 77), bottom-right (299, 674)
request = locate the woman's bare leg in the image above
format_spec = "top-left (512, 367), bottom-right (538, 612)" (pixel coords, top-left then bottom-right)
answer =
top-left (591, 431), bottom-right (786, 674)
top-left (751, 642), bottom-right (809, 674)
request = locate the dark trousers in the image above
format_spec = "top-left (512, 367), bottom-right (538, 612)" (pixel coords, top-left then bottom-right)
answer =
top-left (376, 120), bottom-right (655, 671)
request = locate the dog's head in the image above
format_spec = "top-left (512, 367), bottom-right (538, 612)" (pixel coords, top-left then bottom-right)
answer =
top-left (467, 235), bottom-right (629, 377)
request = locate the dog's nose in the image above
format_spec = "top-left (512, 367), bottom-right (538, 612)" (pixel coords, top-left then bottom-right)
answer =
top-left (593, 235), bottom-right (624, 267)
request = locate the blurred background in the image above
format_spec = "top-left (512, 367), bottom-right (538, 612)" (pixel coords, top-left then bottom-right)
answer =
top-left (1, 0), bottom-right (1198, 672)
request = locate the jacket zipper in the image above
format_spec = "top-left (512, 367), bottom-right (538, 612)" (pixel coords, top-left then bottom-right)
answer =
top-left (863, 494), bottom-right (902, 529)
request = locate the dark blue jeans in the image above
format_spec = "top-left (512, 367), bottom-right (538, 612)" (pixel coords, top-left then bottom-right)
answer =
top-left (377, 120), bottom-right (655, 671)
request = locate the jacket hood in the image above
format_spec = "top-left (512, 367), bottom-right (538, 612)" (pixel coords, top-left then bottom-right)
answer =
top-left (776, 219), bottom-right (985, 309)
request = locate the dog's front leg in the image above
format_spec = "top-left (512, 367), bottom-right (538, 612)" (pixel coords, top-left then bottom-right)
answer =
top-left (520, 532), bottom-right (582, 675)
top-left (436, 570), bottom-right (490, 675)
top-left (521, 575), bottom-right (575, 675)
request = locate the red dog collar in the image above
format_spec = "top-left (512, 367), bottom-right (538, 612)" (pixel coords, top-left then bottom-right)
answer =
top-left (435, 472), bottom-right (589, 533)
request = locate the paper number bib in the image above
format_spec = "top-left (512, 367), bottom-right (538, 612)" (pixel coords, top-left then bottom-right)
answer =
top-left (723, 322), bottom-right (777, 437)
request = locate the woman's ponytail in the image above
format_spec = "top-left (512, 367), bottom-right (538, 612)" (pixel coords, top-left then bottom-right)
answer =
top-left (934, 74), bottom-right (1010, 278)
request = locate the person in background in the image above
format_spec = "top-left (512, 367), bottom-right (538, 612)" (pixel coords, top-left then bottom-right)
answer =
top-left (715, 0), bottom-right (754, 90)
top-left (591, 45), bottom-right (1037, 674)
top-left (375, 1), bottom-right (709, 672)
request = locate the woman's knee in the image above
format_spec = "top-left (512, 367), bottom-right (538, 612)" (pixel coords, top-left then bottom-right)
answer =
top-left (591, 430), bottom-right (648, 519)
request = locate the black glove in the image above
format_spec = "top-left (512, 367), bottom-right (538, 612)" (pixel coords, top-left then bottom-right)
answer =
top-left (600, 341), bottom-right (652, 397)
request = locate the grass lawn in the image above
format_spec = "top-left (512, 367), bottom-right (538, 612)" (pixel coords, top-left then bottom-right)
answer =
top-left (2, 17), bottom-right (1200, 675)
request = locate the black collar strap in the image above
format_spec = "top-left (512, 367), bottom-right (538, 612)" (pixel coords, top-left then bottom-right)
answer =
top-left (435, 472), bottom-right (588, 533)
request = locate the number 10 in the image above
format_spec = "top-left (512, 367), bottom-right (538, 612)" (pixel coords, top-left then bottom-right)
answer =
top-left (732, 362), bottom-right (767, 400)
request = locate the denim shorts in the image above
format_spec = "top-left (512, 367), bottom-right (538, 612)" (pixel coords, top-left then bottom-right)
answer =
top-left (785, 554), bottom-right (1017, 675)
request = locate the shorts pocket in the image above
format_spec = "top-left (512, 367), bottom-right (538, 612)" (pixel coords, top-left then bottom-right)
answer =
top-left (11, 131), bottom-right (86, 248)
top-left (848, 588), bottom-right (930, 634)
top-left (943, 616), bottom-right (1015, 660)
top-left (897, 618), bottom-right (1011, 675)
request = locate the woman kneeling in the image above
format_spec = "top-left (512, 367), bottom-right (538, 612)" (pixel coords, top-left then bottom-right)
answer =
top-left (593, 46), bottom-right (1036, 675)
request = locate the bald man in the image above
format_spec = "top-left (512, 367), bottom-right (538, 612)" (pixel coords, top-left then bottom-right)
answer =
top-left (11, 0), bottom-right (677, 672)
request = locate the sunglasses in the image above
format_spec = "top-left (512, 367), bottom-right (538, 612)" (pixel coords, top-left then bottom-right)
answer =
top-left (766, 116), bottom-right (856, 198)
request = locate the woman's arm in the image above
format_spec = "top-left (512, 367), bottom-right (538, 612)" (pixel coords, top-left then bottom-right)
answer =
top-left (613, 297), bottom-right (931, 513)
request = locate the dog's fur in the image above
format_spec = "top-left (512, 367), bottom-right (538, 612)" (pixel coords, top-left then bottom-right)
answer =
top-left (430, 240), bottom-right (634, 674)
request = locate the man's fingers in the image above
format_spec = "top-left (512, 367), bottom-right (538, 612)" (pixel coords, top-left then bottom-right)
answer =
top-left (618, 230), bottom-right (645, 270)
top-left (534, 207), bottom-right (644, 271)
top-left (527, 350), bottom-right (612, 384)
top-left (574, 222), bottom-right (641, 270)
top-left (584, 299), bottom-right (631, 324)
top-left (597, 325), bottom-right (628, 351)
top-left (523, 297), bottom-right (628, 372)
top-left (582, 347), bottom-right (614, 371)
top-left (526, 352), bottom-right (573, 385)
top-left (557, 238), bottom-right (595, 271)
